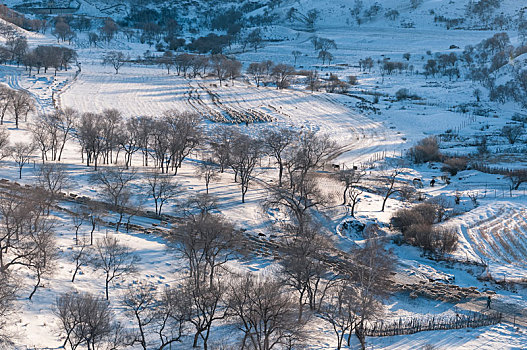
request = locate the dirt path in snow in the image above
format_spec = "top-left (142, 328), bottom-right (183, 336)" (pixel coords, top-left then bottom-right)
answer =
top-left (456, 298), bottom-right (527, 328)
top-left (0, 65), bottom-right (49, 115)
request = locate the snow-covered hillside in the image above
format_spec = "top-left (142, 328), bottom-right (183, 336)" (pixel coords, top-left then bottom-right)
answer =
top-left (0, 0), bottom-right (526, 349)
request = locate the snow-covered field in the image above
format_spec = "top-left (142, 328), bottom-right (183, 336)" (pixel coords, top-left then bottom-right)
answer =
top-left (0, 0), bottom-right (526, 348)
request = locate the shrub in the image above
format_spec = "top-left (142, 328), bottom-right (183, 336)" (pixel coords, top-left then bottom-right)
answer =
top-left (391, 208), bottom-right (424, 232)
top-left (395, 88), bottom-right (420, 100)
top-left (413, 203), bottom-right (437, 224)
top-left (395, 88), bottom-right (410, 100)
top-left (347, 75), bottom-right (358, 85)
top-left (408, 223), bottom-right (435, 251)
top-left (391, 203), bottom-right (436, 232)
top-left (477, 136), bottom-right (488, 155)
top-left (426, 196), bottom-right (450, 222)
top-left (408, 136), bottom-right (441, 163)
top-left (434, 226), bottom-right (458, 254)
top-left (398, 185), bottom-right (417, 202)
top-left (442, 157), bottom-right (468, 176)
top-left (391, 203), bottom-right (457, 254)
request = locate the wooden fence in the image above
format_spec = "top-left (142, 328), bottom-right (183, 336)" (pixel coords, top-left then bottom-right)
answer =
top-left (364, 311), bottom-right (502, 337)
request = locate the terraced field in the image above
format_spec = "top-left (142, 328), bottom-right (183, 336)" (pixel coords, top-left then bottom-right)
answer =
top-left (454, 202), bottom-right (527, 281)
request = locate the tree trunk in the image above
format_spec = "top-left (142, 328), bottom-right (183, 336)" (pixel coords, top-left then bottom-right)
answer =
top-left (381, 194), bottom-right (389, 212)
top-left (72, 264), bottom-right (80, 282)
top-left (193, 332), bottom-right (200, 348)
top-left (29, 273), bottom-right (41, 300)
top-left (105, 277), bottom-right (110, 300)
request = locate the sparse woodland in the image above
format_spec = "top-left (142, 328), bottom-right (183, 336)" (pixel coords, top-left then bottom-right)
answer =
top-left (0, 0), bottom-right (525, 349)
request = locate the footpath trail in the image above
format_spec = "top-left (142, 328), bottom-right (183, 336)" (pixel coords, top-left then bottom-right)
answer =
top-left (457, 297), bottom-right (527, 328)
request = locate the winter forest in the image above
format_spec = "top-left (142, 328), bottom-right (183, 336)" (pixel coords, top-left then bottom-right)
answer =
top-left (0, 0), bottom-right (526, 349)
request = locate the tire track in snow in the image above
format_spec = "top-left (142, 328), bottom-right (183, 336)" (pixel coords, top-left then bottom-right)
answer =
top-left (0, 65), bottom-right (53, 116)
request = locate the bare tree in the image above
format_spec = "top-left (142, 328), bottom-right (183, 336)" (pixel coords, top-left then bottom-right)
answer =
top-left (116, 117), bottom-right (142, 169)
top-left (0, 272), bottom-right (16, 346)
top-left (10, 90), bottom-right (34, 128)
top-left (185, 277), bottom-right (226, 350)
top-left (30, 119), bottom-right (53, 162)
top-left (229, 132), bottom-right (262, 203)
top-left (88, 32), bottom-right (99, 46)
top-left (287, 130), bottom-right (337, 185)
top-left (196, 159), bottom-right (220, 194)
top-left (318, 50), bottom-right (333, 65)
top-left (137, 116), bottom-right (153, 167)
top-left (54, 292), bottom-right (124, 350)
top-left (247, 62), bottom-right (266, 87)
top-left (379, 167), bottom-right (402, 212)
top-left (28, 219), bottom-right (57, 300)
top-left (9, 141), bottom-right (35, 179)
top-left (338, 168), bottom-right (365, 216)
top-left (36, 162), bottom-right (69, 206)
top-left (70, 238), bottom-right (92, 283)
top-left (292, 50), bottom-right (302, 65)
top-left (246, 29), bottom-right (264, 52)
top-left (103, 51), bottom-right (128, 74)
top-left (305, 9), bottom-right (320, 30)
top-left (209, 125), bottom-right (236, 173)
top-left (51, 108), bottom-right (77, 161)
top-left (100, 109), bottom-right (122, 165)
top-left (155, 285), bottom-right (191, 349)
top-left (228, 273), bottom-right (303, 350)
top-left (262, 128), bottom-right (298, 187)
top-left (93, 234), bottom-right (140, 300)
top-left (87, 202), bottom-right (105, 246)
top-left (0, 193), bottom-right (38, 272)
top-left (53, 19), bottom-right (73, 42)
top-left (145, 171), bottom-right (180, 216)
top-left (76, 112), bottom-right (106, 170)
top-left (266, 176), bottom-right (328, 234)
top-left (0, 86), bottom-right (14, 125)
top-left (165, 111), bottom-right (202, 175)
top-left (0, 126), bottom-right (10, 160)
top-left (122, 281), bottom-right (157, 350)
top-left (305, 70), bottom-right (321, 92)
top-left (158, 50), bottom-right (174, 74)
top-left (501, 125), bottom-right (524, 144)
top-left (190, 55), bottom-right (209, 78)
top-left (271, 64), bottom-right (296, 89)
top-left (180, 194), bottom-right (218, 219)
top-left (210, 54), bottom-right (229, 86)
top-left (281, 224), bottom-right (337, 321)
top-left (0, 188), bottom-right (56, 299)
top-left (92, 166), bottom-right (137, 231)
top-left (319, 281), bottom-right (357, 350)
top-left (506, 169), bottom-right (527, 192)
top-left (100, 18), bottom-right (119, 43)
top-left (6, 36), bottom-right (27, 66)
top-left (347, 229), bottom-right (395, 349)
top-left (171, 212), bottom-right (240, 287)
top-left (225, 59), bottom-right (242, 84)
top-left (149, 119), bottom-right (171, 173)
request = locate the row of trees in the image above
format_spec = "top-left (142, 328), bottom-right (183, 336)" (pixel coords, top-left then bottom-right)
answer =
top-left (107, 48), bottom-right (356, 94)
top-left (23, 45), bottom-right (77, 76)
top-left (23, 106), bottom-right (418, 218)
top-left (0, 33), bottom-right (77, 76)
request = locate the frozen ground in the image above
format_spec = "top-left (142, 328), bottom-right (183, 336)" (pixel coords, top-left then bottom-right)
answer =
top-left (0, 0), bottom-right (526, 348)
